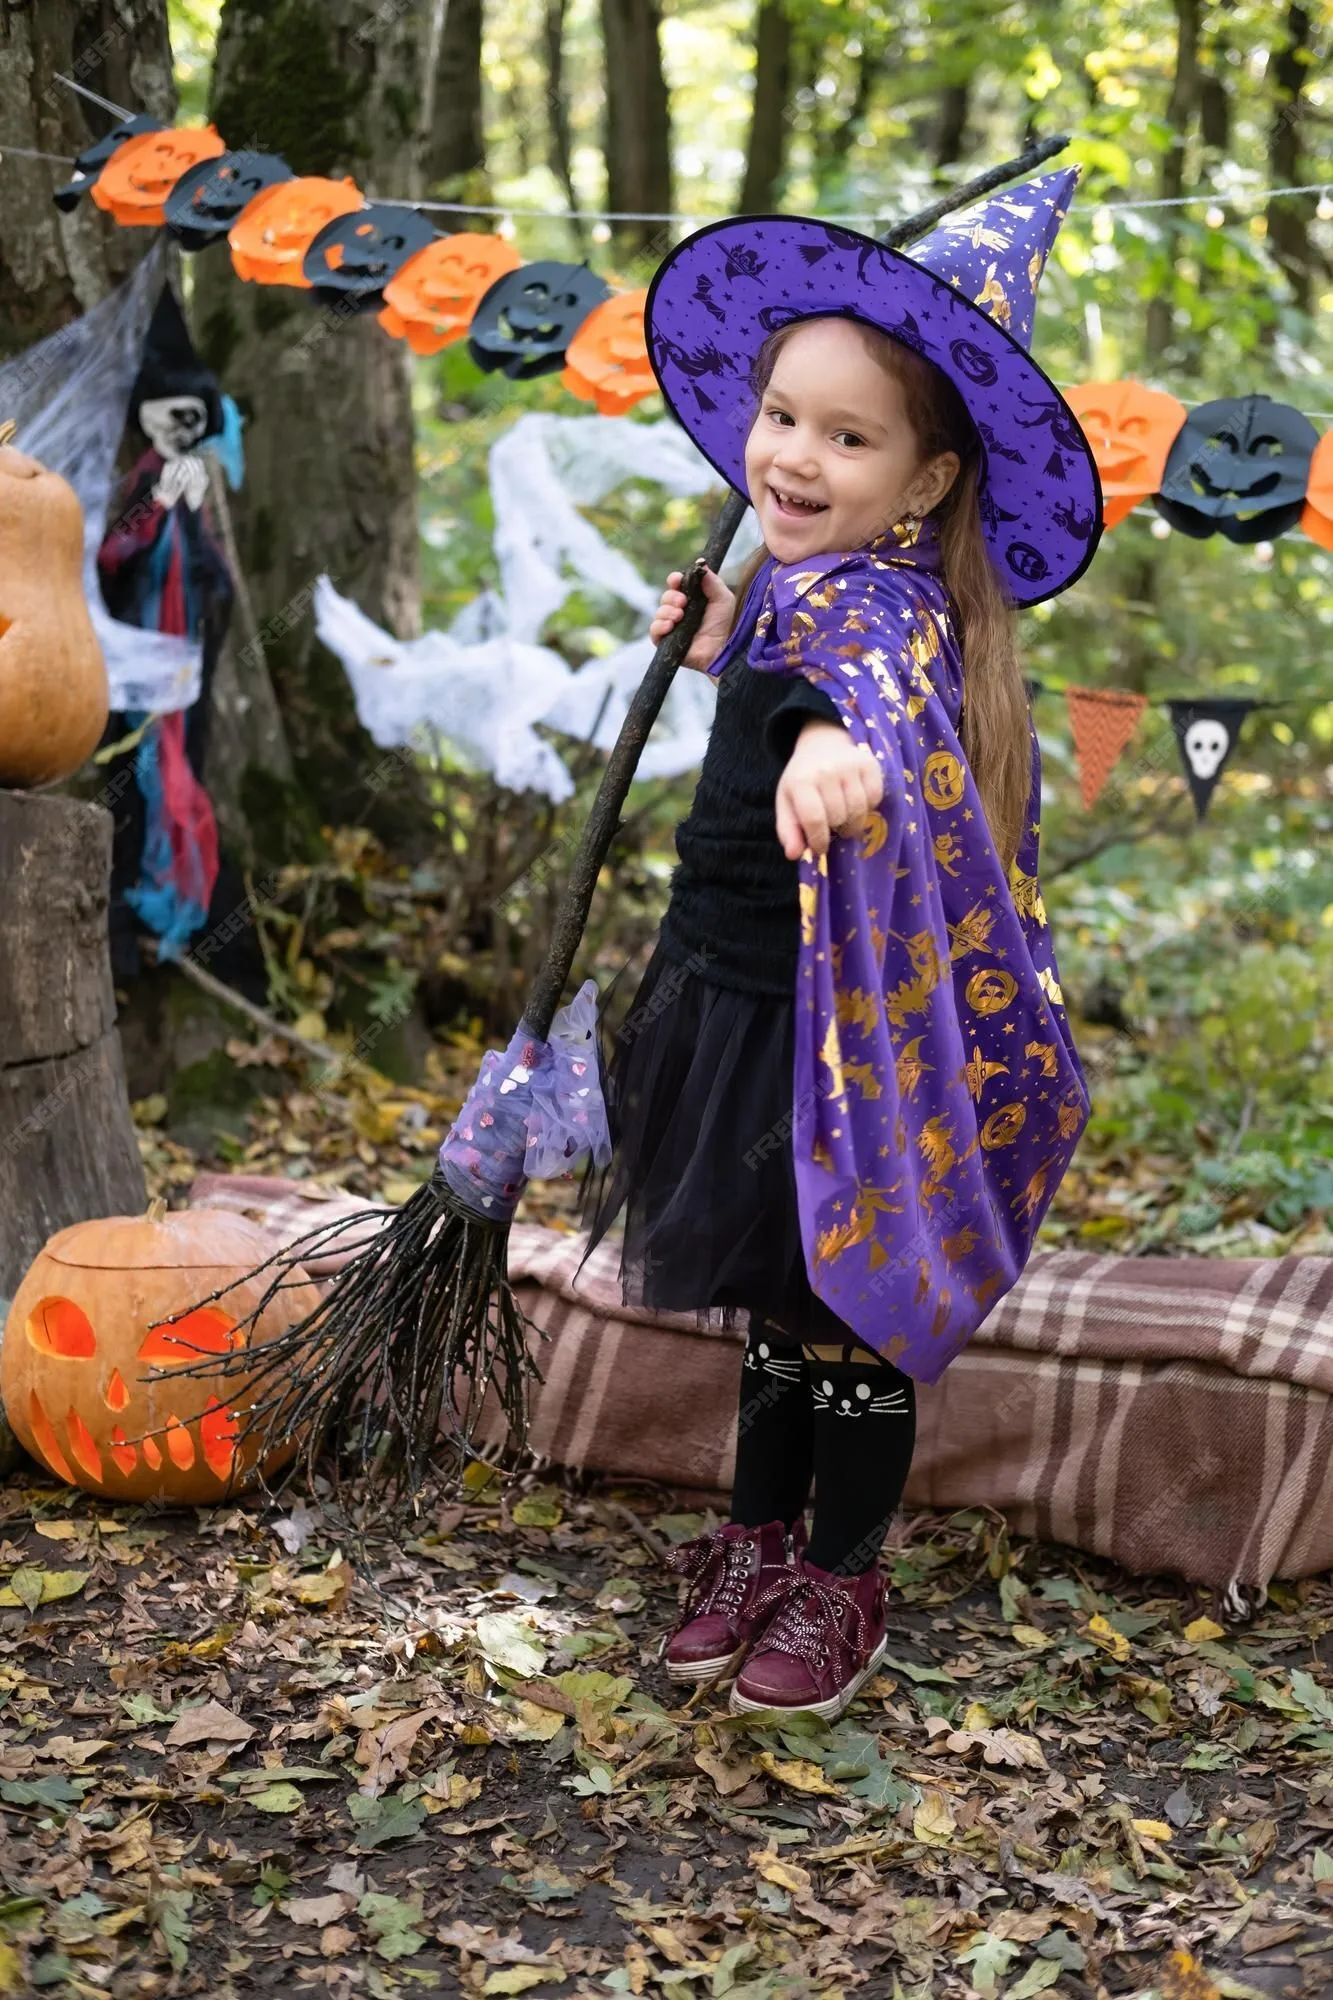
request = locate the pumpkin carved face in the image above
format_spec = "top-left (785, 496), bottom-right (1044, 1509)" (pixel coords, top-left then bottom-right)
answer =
top-left (303, 203), bottom-right (439, 312)
top-left (561, 290), bottom-right (654, 414)
top-left (1, 1208), bottom-right (318, 1504)
top-left (54, 114), bottom-right (164, 213)
top-left (1154, 393), bottom-right (1318, 544)
top-left (379, 233), bottom-right (522, 353)
top-left (469, 262), bottom-right (611, 380)
top-left (1300, 430), bottom-right (1333, 549)
top-left (90, 125), bottom-right (227, 228)
top-left (1063, 380), bottom-right (1187, 529)
top-left (0, 444), bottom-right (108, 788)
top-left (165, 150), bottom-right (294, 251)
top-left (228, 177), bottom-right (364, 285)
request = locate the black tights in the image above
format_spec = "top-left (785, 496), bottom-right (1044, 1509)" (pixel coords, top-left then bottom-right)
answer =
top-left (730, 1309), bottom-right (916, 1575)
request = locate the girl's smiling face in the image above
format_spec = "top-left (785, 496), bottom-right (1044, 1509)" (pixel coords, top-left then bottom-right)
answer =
top-left (744, 317), bottom-right (959, 562)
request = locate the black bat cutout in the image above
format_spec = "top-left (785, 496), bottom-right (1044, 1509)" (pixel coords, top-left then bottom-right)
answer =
top-left (164, 151), bottom-right (294, 251)
top-left (469, 262), bottom-right (610, 380)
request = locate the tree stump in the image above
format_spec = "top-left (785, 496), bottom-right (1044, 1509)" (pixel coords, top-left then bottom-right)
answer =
top-left (0, 789), bottom-right (146, 1299)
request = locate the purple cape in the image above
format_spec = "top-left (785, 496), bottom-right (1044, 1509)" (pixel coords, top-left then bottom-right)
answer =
top-left (712, 515), bottom-right (1088, 1380)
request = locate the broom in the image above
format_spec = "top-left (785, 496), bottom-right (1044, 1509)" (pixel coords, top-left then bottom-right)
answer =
top-left (166, 134), bottom-right (1074, 1504)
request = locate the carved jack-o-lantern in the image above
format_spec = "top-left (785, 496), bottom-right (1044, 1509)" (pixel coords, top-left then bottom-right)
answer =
top-left (561, 290), bottom-right (654, 414)
top-left (1063, 380), bottom-right (1187, 529)
top-left (1, 1205), bottom-right (319, 1504)
top-left (90, 124), bottom-right (227, 228)
top-left (379, 234), bottom-right (522, 354)
top-left (0, 441), bottom-right (108, 788)
top-left (229, 176), bottom-right (364, 286)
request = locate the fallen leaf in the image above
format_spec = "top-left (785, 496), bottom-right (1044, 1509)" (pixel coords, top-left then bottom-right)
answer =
top-left (476, 1613), bottom-right (548, 1679)
top-left (1006, 1961), bottom-right (1064, 1998)
top-left (482, 1972), bottom-right (561, 1996)
top-left (1158, 1947), bottom-right (1221, 2000)
top-left (1131, 1817), bottom-right (1173, 1842)
top-left (1087, 1614), bottom-right (1131, 1662)
top-left (755, 1752), bottom-right (841, 1796)
top-left (355, 1709), bottom-right (430, 1796)
top-left (1010, 1625), bottom-right (1052, 1650)
top-left (165, 1701), bottom-right (255, 1749)
top-left (913, 1786), bottom-right (957, 1845)
top-left (248, 1783), bottom-right (305, 1814)
top-left (0, 1568), bottom-right (87, 1610)
top-left (1184, 1615), bottom-right (1227, 1643)
top-left (286, 1894), bottom-right (353, 1927)
top-left (695, 1747), bottom-right (760, 1798)
top-left (750, 1851), bottom-right (812, 1894)
top-left (510, 1492), bottom-right (563, 1529)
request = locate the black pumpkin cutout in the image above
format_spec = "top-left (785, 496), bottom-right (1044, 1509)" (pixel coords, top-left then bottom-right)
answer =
top-left (1154, 394), bottom-right (1317, 544)
top-left (468, 262), bottom-right (611, 380)
top-left (164, 151), bottom-right (294, 251)
top-left (54, 114), bottom-right (164, 212)
top-left (302, 204), bottom-right (439, 311)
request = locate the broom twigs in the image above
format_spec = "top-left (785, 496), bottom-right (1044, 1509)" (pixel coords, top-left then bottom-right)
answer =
top-left (521, 130), bottom-right (1070, 1044)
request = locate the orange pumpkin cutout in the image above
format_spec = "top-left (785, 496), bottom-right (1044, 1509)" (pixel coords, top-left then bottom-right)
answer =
top-left (90, 124), bottom-right (226, 228)
top-left (1064, 380), bottom-right (1187, 530)
top-left (1, 1205), bottom-right (319, 1504)
top-left (1300, 429), bottom-right (1333, 549)
top-left (562, 290), bottom-right (655, 414)
top-left (379, 233), bottom-right (521, 353)
top-left (229, 177), bottom-right (364, 286)
top-left (0, 443), bottom-right (109, 788)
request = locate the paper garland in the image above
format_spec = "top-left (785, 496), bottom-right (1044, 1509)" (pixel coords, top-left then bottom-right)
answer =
top-left (63, 122), bottom-right (655, 414)
top-left (1167, 698), bottom-right (1259, 818)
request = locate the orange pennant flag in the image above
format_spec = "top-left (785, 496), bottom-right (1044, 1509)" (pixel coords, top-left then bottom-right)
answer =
top-left (1066, 686), bottom-right (1150, 808)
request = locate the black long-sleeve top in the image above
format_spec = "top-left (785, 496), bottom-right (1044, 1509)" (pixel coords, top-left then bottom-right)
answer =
top-left (657, 651), bottom-right (843, 996)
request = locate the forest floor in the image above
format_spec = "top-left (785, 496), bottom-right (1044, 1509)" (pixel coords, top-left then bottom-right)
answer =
top-left (2, 1467), bottom-right (1333, 2000)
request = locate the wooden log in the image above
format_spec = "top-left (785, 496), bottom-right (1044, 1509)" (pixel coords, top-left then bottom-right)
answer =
top-left (0, 790), bottom-right (146, 1298)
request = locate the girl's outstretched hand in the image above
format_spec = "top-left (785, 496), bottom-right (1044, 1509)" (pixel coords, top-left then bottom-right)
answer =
top-left (776, 718), bottom-right (884, 861)
top-left (650, 565), bottom-right (735, 672)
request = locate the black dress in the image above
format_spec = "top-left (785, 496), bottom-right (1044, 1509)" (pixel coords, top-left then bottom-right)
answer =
top-left (576, 641), bottom-right (857, 1342)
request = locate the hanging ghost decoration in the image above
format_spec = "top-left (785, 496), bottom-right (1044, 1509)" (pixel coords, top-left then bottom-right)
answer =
top-left (1154, 394), bottom-right (1317, 544)
top-left (54, 114), bottom-right (164, 212)
top-left (302, 204), bottom-right (439, 312)
top-left (1167, 697), bottom-right (1257, 818)
top-left (469, 262), bottom-right (611, 380)
top-left (164, 151), bottom-right (294, 251)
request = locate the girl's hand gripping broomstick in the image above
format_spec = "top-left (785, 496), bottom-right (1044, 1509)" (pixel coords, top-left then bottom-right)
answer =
top-left (163, 133), bottom-right (1074, 1509)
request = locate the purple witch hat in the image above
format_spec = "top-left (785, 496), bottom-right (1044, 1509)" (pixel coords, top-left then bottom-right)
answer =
top-left (644, 168), bottom-right (1102, 606)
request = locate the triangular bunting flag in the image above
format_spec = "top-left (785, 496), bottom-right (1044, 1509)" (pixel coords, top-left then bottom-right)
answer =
top-left (1167, 698), bottom-right (1257, 818)
top-left (1066, 686), bottom-right (1150, 808)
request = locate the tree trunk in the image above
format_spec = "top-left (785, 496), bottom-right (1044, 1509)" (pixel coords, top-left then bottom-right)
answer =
top-left (0, 791), bottom-right (146, 1299)
top-left (0, 0), bottom-right (175, 353)
top-left (1145, 0), bottom-right (1201, 362)
top-left (1267, 4), bottom-right (1317, 313)
top-left (192, 0), bottom-right (434, 854)
top-left (738, 0), bottom-right (793, 213)
top-left (426, 0), bottom-right (486, 192)
top-left (544, 0), bottom-right (587, 249)
top-left (933, 77), bottom-right (972, 173)
top-left (812, 36), bottom-right (878, 200)
top-left (600, 0), bottom-right (673, 257)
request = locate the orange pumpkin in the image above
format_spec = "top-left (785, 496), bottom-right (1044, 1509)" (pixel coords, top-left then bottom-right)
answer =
top-left (1063, 380), bottom-right (1188, 529)
top-left (229, 176), bottom-right (365, 285)
top-left (561, 289), bottom-right (655, 414)
top-left (0, 442), bottom-right (108, 787)
top-left (90, 124), bottom-right (226, 227)
top-left (1300, 429), bottom-right (1333, 549)
top-left (1, 1204), bottom-right (319, 1504)
top-left (379, 233), bottom-right (521, 353)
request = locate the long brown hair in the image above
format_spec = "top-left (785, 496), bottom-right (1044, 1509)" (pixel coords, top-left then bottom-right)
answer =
top-left (730, 318), bottom-right (1030, 869)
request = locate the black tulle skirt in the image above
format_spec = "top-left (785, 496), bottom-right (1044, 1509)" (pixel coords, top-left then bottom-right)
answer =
top-left (576, 941), bottom-right (851, 1342)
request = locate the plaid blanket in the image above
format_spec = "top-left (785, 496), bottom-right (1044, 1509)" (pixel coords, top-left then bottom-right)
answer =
top-left (190, 1174), bottom-right (1333, 1595)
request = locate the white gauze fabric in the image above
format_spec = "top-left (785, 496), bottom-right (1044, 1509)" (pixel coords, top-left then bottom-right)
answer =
top-left (0, 240), bottom-right (205, 715)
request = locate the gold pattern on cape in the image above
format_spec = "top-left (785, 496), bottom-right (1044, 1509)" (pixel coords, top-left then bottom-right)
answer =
top-left (894, 1035), bottom-right (932, 1099)
top-left (980, 1102), bottom-right (1027, 1149)
top-left (917, 1115), bottom-right (959, 1199)
top-left (934, 831), bottom-right (964, 877)
top-left (819, 1014), bottom-right (847, 1105)
top-left (836, 986), bottom-right (880, 1037)
top-left (1008, 862), bottom-right (1048, 926)
top-left (1014, 1165), bottom-right (1049, 1221)
top-left (963, 1044), bottom-right (1009, 1100)
top-left (1037, 964), bottom-right (1065, 1007)
top-left (965, 967), bottom-right (1018, 1014)
top-left (941, 1224), bottom-right (982, 1262)
top-left (1057, 1099), bottom-right (1084, 1139)
top-left (843, 1060), bottom-right (883, 1100)
top-left (947, 902), bottom-right (998, 962)
top-left (922, 750), bottom-right (966, 810)
top-left (859, 809), bottom-right (890, 858)
top-left (814, 1182), bottom-right (906, 1269)
top-left (1025, 1040), bottom-right (1059, 1077)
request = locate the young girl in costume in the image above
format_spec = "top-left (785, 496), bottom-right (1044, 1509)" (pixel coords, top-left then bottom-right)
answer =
top-left (578, 170), bottom-right (1100, 1721)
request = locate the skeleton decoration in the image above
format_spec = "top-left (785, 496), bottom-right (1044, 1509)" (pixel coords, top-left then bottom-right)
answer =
top-left (1167, 698), bottom-right (1258, 818)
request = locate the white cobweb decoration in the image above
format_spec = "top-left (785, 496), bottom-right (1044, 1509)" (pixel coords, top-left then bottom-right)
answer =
top-left (316, 410), bottom-right (762, 800)
top-left (0, 239), bottom-right (205, 715)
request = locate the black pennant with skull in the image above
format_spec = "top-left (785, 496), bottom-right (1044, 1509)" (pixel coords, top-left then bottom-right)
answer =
top-left (1167, 698), bottom-right (1257, 818)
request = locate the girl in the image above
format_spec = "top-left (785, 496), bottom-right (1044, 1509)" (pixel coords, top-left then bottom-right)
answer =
top-left (578, 171), bottom-right (1099, 1720)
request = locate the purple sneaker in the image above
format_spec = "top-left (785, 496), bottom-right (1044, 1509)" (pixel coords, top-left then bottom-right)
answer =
top-left (729, 1559), bottom-right (887, 1720)
top-left (662, 1517), bottom-right (806, 1684)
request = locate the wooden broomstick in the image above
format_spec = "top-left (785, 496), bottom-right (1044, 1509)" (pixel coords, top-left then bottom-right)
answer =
top-left (172, 134), bottom-right (1073, 1506)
